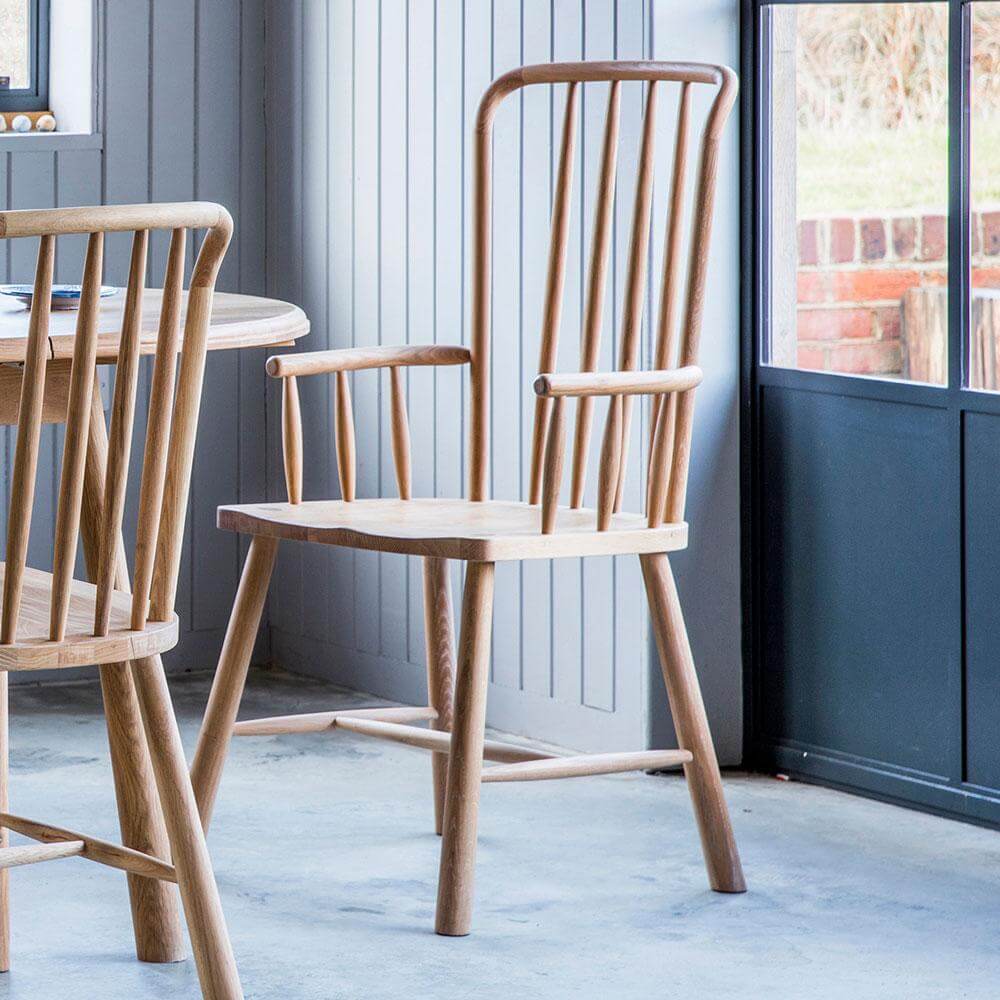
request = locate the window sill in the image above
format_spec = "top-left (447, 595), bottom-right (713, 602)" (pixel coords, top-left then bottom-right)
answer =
top-left (0, 132), bottom-right (103, 152)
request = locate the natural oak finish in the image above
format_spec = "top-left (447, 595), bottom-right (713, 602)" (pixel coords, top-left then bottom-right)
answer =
top-left (0, 812), bottom-right (178, 882)
top-left (435, 561), bottom-right (495, 936)
top-left (0, 202), bottom-right (243, 998)
top-left (0, 841), bottom-right (85, 869)
top-left (481, 749), bottom-right (691, 783)
top-left (423, 557), bottom-right (456, 835)
top-left (198, 61), bottom-right (742, 941)
top-left (191, 534), bottom-right (278, 829)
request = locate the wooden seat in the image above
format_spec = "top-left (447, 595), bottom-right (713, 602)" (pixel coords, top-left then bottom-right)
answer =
top-left (0, 564), bottom-right (177, 671)
top-left (193, 60), bottom-right (744, 942)
top-left (218, 498), bottom-right (688, 561)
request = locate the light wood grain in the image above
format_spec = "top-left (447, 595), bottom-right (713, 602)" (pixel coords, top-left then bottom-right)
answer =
top-left (131, 228), bottom-right (186, 630)
top-left (219, 498), bottom-right (687, 562)
top-left (597, 395), bottom-right (623, 532)
top-left (233, 705), bottom-right (437, 737)
top-left (0, 290), bottom-right (308, 364)
top-left (0, 813), bottom-right (177, 882)
top-left (133, 655), bottom-right (243, 999)
top-left (334, 371), bottom-right (356, 502)
top-left (423, 556), bottom-right (456, 835)
top-left (282, 376), bottom-right (303, 504)
top-left (191, 535), bottom-right (277, 830)
top-left (481, 749), bottom-right (691, 783)
top-left (333, 716), bottom-right (553, 764)
top-left (534, 366), bottom-right (703, 398)
top-left (0, 841), bottom-right (85, 869)
top-left (541, 397), bottom-right (566, 535)
top-left (49, 232), bottom-right (103, 641)
top-left (641, 553), bottom-right (745, 892)
top-left (435, 561), bottom-right (495, 936)
top-left (94, 229), bottom-right (148, 636)
top-left (389, 367), bottom-right (412, 500)
top-left (1, 234), bottom-right (54, 645)
top-left (266, 343), bottom-right (468, 377)
top-left (571, 80), bottom-right (620, 508)
top-left (528, 81), bottom-right (578, 505)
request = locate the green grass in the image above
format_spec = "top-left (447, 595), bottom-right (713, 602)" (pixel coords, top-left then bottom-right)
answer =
top-left (796, 122), bottom-right (1000, 216)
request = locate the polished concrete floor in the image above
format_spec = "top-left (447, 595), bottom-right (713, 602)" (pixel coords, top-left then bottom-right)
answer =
top-left (0, 668), bottom-right (996, 999)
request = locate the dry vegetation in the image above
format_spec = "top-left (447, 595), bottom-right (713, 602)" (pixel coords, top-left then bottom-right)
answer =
top-left (0, 0), bottom-right (28, 89)
top-left (793, 3), bottom-right (1000, 214)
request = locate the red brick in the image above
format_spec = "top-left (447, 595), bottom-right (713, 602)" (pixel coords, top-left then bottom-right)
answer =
top-left (972, 265), bottom-right (1000, 288)
top-left (829, 340), bottom-right (902, 375)
top-left (831, 268), bottom-right (921, 303)
top-left (830, 219), bottom-right (856, 263)
top-left (982, 211), bottom-right (1000, 257)
top-left (892, 218), bottom-right (916, 260)
top-left (874, 306), bottom-right (901, 341)
top-left (919, 268), bottom-right (948, 286)
top-left (798, 220), bottom-right (819, 266)
top-left (796, 307), bottom-right (873, 342)
top-left (797, 271), bottom-right (827, 304)
top-left (860, 219), bottom-right (886, 261)
top-left (796, 346), bottom-right (827, 371)
top-left (972, 213), bottom-right (982, 257)
top-left (920, 215), bottom-right (947, 261)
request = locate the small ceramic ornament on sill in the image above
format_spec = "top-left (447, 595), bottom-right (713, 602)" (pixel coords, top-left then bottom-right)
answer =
top-left (35, 114), bottom-right (56, 132)
top-left (11, 114), bottom-right (31, 132)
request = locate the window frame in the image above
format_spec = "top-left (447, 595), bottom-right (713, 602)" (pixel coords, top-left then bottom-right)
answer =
top-left (0, 0), bottom-right (50, 113)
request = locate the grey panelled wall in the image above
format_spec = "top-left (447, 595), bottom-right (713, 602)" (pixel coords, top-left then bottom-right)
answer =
top-left (262, 1), bottom-right (743, 759)
top-left (0, 0), bottom-right (268, 681)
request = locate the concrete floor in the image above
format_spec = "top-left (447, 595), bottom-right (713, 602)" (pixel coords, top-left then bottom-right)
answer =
top-left (0, 668), bottom-right (996, 999)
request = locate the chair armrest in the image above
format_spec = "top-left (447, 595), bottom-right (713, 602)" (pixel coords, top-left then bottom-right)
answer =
top-left (533, 365), bottom-right (703, 398)
top-left (266, 344), bottom-right (472, 378)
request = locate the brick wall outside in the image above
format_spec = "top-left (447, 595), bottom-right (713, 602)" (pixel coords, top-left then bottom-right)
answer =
top-left (795, 209), bottom-right (1000, 375)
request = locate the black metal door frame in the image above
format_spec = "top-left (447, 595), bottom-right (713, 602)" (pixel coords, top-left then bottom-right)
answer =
top-left (742, 0), bottom-right (1000, 824)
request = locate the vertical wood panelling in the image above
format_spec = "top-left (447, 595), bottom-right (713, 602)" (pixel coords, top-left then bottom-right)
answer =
top-left (4, 0), bottom-right (269, 680)
top-left (266, 0), bottom-right (655, 750)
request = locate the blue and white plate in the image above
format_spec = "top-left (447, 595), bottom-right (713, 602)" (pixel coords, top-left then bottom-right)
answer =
top-left (0, 283), bottom-right (118, 311)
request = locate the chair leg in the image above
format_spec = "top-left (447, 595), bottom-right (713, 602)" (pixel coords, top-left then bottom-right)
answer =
top-left (435, 561), bottom-right (495, 937)
top-left (191, 535), bottom-right (278, 832)
top-left (0, 672), bottom-right (8, 972)
top-left (131, 655), bottom-right (242, 1000)
top-left (640, 553), bottom-right (746, 893)
top-left (422, 556), bottom-right (456, 836)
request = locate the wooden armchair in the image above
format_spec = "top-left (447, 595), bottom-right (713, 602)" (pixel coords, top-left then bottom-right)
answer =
top-left (192, 60), bottom-right (743, 938)
top-left (0, 203), bottom-right (241, 997)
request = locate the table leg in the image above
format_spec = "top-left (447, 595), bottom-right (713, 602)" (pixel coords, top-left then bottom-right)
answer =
top-left (81, 378), bottom-right (184, 963)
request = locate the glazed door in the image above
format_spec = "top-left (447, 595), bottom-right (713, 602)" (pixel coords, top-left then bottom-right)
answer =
top-left (745, 0), bottom-right (1000, 823)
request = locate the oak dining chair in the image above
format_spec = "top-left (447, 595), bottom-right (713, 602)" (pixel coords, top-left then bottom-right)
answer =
top-left (0, 203), bottom-right (242, 998)
top-left (193, 60), bottom-right (744, 938)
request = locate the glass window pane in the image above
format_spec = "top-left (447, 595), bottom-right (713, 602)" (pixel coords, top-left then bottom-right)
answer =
top-left (763, 2), bottom-right (949, 383)
top-left (970, 2), bottom-right (1000, 391)
top-left (0, 0), bottom-right (30, 92)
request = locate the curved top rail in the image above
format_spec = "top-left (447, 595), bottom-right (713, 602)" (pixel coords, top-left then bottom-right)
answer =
top-left (477, 61), bottom-right (736, 131)
top-left (0, 201), bottom-right (232, 240)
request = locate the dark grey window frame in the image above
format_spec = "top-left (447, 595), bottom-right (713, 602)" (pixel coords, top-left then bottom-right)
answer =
top-left (740, 0), bottom-right (1000, 825)
top-left (0, 0), bottom-right (50, 113)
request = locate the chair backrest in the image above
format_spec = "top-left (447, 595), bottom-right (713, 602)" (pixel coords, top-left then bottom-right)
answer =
top-left (0, 202), bottom-right (232, 644)
top-left (470, 61), bottom-right (737, 526)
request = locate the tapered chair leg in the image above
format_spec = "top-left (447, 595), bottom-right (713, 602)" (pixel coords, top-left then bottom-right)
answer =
top-left (422, 556), bottom-right (456, 835)
top-left (640, 553), bottom-right (746, 893)
top-left (0, 672), bottom-right (8, 973)
top-left (191, 535), bottom-right (278, 831)
top-left (131, 655), bottom-right (243, 1000)
top-left (435, 561), bottom-right (495, 937)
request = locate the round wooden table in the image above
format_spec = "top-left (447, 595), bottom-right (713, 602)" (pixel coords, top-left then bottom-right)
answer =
top-left (0, 287), bottom-right (307, 964)
top-left (0, 288), bottom-right (308, 362)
